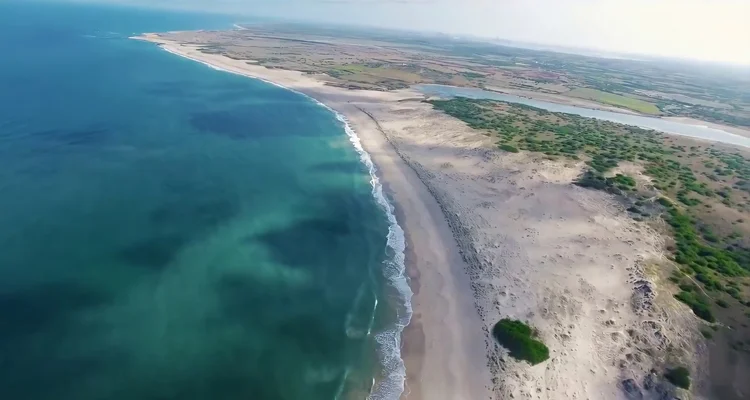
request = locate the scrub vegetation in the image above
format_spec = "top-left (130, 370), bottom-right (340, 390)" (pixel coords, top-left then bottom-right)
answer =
top-left (429, 97), bottom-right (750, 363)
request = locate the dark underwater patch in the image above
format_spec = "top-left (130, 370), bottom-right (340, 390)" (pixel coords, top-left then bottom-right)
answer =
top-left (275, 314), bottom-right (346, 358)
top-left (30, 126), bottom-right (111, 146)
top-left (120, 199), bottom-right (238, 270)
top-left (0, 282), bottom-right (115, 399)
top-left (189, 110), bottom-right (272, 140)
top-left (254, 217), bottom-right (351, 268)
top-left (118, 234), bottom-right (189, 269)
top-left (207, 273), bottom-right (347, 400)
top-left (0, 282), bottom-right (107, 342)
top-left (215, 273), bottom-right (273, 321)
top-left (149, 199), bottom-right (237, 228)
top-left (189, 103), bottom-right (319, 140)
top-left (214, 273), bottom-right (330, 325)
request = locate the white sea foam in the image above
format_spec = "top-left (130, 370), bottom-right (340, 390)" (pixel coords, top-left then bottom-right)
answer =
top-left (334, 113), bottom-right (413, 400)
top-left (153, 43), bottom-right (413, 400)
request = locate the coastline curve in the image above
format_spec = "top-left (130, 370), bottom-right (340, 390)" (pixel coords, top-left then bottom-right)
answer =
top-left (145, 39), bottom-right (413, 400)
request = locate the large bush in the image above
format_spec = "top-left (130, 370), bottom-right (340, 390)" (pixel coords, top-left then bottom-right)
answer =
top-left (492, 319), bottom-right (549, 365)
top-left (499, 144), bottom-right (520, 153)
top-left (665, 366), bottom-right (691, 389)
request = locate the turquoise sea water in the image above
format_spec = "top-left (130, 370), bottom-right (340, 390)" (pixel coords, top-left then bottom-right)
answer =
top-left (0, 2), bottom-right (407, 399)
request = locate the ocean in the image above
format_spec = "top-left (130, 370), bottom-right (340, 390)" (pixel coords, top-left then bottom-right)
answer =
top-left (0, 2), bottom-right (409, 399)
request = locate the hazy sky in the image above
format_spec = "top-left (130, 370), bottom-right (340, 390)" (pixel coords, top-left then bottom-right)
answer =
top-left (69, 0), bottom-right (750, 65)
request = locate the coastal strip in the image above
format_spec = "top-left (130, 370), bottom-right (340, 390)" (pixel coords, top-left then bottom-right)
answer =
top-left (130, 34), bottom-right (490, 399)
top-left (334, 112), bottom-right (412, 399)
top-left (132, 32), bottom-right (702, 400)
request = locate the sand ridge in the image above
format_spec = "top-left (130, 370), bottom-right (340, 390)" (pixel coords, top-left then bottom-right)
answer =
top-left (132, 33), bottom-right (700, 400)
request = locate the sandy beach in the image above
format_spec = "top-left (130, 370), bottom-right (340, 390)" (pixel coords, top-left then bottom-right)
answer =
top-left (132, 33), bottom-right (700, 399)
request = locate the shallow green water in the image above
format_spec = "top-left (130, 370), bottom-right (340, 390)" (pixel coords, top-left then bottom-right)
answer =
top-left (0, 2), bottom-right (408, 399)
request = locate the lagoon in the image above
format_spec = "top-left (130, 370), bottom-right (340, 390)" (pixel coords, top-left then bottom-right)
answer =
top-left (416, 84), bottom-right (750, 148)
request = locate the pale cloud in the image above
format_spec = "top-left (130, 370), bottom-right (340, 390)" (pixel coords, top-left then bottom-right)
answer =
top-left (68, 0), bottom-right (750, 65)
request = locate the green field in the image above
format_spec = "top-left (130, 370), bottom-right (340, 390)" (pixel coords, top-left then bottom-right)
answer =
top-left (567, 88), bottom-right (661, 115)
top-left (327, 63), bottom-right (423, 83)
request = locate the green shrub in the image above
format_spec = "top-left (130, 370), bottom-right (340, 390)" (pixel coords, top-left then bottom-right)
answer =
top-left (611, 173), bottom-right (636, 187)
top-left (574, 170), bottom-right (624, 195)
top-left (492, 319), bottom-right (550, 365)
top-left (500, 144), bottom-right (519, 153)
top-left (701, 329), bottom-right (713, 339)
top-left (675, 291), bottom-right (715, 322)
top-left (663, 207), bottom-right (748, 278)
top-left (657, 197), bottom-right (674, 207)
top-left (679, 283), bottom-right (696, 292)
top-left (725, 286), bottom-right (742, 300)
top-left (664, 367), bottom-right (691, 389)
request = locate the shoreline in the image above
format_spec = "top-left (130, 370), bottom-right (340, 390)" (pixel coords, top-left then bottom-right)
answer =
top-left (133, 33), bottom-right (702, 400)
top-left (131, 34), bottom-right (490, 399)
top-left (334, 111), bottom-right (412, 400)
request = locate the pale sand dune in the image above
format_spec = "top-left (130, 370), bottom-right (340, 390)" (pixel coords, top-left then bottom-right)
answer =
top-left (132, 34), bottom-right (700, 400)
top-left (360, 103), bottom-right (698, 399)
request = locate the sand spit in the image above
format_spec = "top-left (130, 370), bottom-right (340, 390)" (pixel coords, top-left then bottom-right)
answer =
top-left (133, 33), bottom-right (700, 400)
